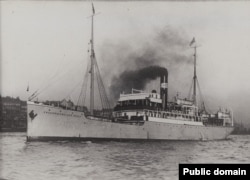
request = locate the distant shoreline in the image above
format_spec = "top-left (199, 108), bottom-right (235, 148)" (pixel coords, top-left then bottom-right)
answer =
top-left (0, 128), bottom-right (26, 133)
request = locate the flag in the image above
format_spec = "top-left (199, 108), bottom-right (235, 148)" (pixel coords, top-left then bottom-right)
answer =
top-left (26, 82), bottom-right (29, 92)
top-left (189, 37), bottom-right (195, 46)
top-left (92, 3), bottom-right (95, 14)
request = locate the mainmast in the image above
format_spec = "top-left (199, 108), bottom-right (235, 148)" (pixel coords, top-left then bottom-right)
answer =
top-left (193, 46), bottom-right (197, 107)
top-left (190, 37), bottom-right (199, 111)
top-left (90, 3), bottom-right (95, 115)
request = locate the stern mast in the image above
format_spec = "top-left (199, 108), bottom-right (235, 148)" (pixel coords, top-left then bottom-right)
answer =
top-left (193, 46), bottom-right (197, 107)
top-left (190, 37), bottom-right (200, 115)
top-left (90, 3), bottom-right (95, 115)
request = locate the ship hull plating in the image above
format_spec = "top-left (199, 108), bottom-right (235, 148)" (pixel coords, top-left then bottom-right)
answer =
top-left (27, 102), bottom-right (234, 141)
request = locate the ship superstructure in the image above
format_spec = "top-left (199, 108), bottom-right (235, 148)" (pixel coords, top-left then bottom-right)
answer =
top-left (112, 78), bottom-right (233, 128)
top-left (26, 4), bottom-right (234, 141)
top-left (113, 89), bottom-right (203, 126)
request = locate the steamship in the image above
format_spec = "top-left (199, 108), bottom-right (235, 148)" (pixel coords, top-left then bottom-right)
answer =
top-left (26, 5), bottom-right (234, 141)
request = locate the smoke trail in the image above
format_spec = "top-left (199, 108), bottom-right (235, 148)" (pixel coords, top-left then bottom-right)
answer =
top-left (110, 66), bottom-right (168, 100)
top-left (99, 26), bottom-right (193, 103)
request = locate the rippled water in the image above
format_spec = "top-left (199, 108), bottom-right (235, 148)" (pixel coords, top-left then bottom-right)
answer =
top-left (0, 133), bottom-right (250, 180)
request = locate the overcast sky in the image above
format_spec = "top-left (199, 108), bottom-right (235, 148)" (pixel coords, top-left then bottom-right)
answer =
top-left (1, 1), bottom-right (250, 124)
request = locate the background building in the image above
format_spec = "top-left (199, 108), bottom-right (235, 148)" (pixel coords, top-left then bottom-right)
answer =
top-left (0, 96), bottom-right (27, 132)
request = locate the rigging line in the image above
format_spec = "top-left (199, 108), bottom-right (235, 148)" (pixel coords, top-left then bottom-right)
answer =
top-left (97, 75), bottom-right (108, 110)
top-left (196, 78), bottom-right (204, 104)
top-left (28, 89), bottom-right (39, 100)
top-left (93, 58), bottom-right (106, 111)
top-left (36, 55), bottom-right (84, 95)
top-left (196, 80), bottom-right (205, 111)
top-left (77, 55), bottom-right (91, 107)
top-left (93, 62), bottom-right (111, 118)
top-left (64, 79), bottom-right (83, 101)
top-left (80, 78), bottom-right (89, 107)
top-left (100, 76), bottom-right (110, 110)
top-left (79, 44), bottom-right (92, 107)
top-left (96, 70), bottom-right (110, 109)
top-left (78, 80), bottom-right (87, 109)
top-left (82, 53), bottom-right (92, 107)
top-left (94, 61), bottom-right (109, 111)
top-left (77, 81), bottom-right (85, 107)
top-left (196, 78), bottom-right (210, 113)
top-left (93, 57), bottom-right (111, 110)
top-left (95, 66), bottom-right (105, 110)
top-left (35, 56), bottom-right (66, 95)
top-left (35, 55), bottom-right (75, 97)
top-left (77, 66), bottom-right (88, 105)
top-left (188, 79), bottom-right (194, 100)
top-left (34, 60), bottom-right (84, 99)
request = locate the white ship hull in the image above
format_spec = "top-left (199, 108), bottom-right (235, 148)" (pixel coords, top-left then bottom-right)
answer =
top-left (27, 102), bottom-right (234, 141)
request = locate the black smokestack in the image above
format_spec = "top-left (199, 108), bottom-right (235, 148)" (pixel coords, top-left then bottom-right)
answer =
top-left (110, 65), bottom-right (168, 100)
top-left (160, 74), bottom-right (168, 110)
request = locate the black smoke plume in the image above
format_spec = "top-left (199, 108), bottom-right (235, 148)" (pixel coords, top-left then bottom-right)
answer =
top-left (110, 66), bottom-right (168, 100)
top-left (99, 26), bottom-right (193, 104)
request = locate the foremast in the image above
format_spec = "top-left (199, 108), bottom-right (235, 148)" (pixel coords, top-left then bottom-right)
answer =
top-left (83, 3), bottom-right (111, 117)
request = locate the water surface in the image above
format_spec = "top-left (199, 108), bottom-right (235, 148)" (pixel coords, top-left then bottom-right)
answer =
top-left (1, 133), bottom-right (249, 180)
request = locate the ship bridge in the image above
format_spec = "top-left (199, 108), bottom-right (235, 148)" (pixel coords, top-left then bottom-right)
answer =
top-left (114, 89), bottom-right (162, 111)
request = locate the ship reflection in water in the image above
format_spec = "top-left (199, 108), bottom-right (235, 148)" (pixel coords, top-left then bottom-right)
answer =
top-left (1, 133), bottom-right (250, 180)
